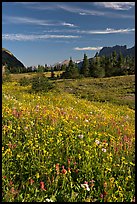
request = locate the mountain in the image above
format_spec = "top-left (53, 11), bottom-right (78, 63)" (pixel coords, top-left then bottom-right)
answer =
top-left (126, 46), bottom-right (135, 57)
top-left (97, 45), bottom-right (135, 58)
top-left (53, 59), bottom-right (82, 67)
top-left (60, 60), bottom-right (70, 66)
top-left (53, 59), bottom-right (69, 67)
top-left (2, 48), bottom-right (25, 70)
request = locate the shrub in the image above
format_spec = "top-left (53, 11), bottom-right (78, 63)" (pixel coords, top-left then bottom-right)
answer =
top-left (19, 77), bottom-right (31, 86)
top-left (31, 73), bottom-right (54, 92)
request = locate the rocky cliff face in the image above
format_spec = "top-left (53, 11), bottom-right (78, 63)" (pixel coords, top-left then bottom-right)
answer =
top-left (97, 45), bottom-right (135, 57)
top-left (2, 48), bottom-right (25, 68)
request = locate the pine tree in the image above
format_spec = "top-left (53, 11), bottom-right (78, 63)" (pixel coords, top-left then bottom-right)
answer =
top-left (127, 56), bottom-right (135, 75)
top-left (80, 54), bottom-right (90, 77)
top-left (61, 57), bottom-right (79, 79)
top-left (104, 56), bottom-right (113, 77)
top-left (90, 56), bottom-right (105, 78)
top-left (111, 51), bottom-right (118, 75)
top-left (116, 52), bottom-right (125, 75)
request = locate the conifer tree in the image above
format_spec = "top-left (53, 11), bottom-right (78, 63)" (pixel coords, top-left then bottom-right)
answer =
top-left (116, 52), bottom-right (125, 75)
top-left (111, 51), bottom-right (118, 75)
top-left (61, 57), bottom-right (79, 79)
top-left (104, 56), bottom-right (113, 77)
top-left (90, 56), bottom-right (105, 78)
top-left (80, 54), bottom-right (90, 77)
top-left (127, 56), bottom-right (135, 75)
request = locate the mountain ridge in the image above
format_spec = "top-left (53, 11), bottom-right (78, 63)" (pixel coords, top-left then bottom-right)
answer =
top-left (2, 48), bottom-right (25, 70)
top-left (97, 45), bottom-right (135, 57)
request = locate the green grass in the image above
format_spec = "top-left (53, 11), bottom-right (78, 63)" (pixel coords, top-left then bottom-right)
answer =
top-left (54, 75), bottom-right (135, 110)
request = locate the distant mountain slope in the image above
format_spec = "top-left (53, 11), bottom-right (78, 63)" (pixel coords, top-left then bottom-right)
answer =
top-left (97, 45), bottom-right (135, 57)
top-left (53, 59), bottom-right (82, 67)
top-left (2, 48), bottom-right (25, 68)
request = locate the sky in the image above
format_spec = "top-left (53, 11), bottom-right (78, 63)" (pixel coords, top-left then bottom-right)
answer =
top-left (2, 2), bottom-right (135, 67)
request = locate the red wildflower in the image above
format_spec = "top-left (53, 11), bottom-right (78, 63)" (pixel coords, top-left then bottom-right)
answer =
top-left (115, 147), bottom-right (118, 152)
top-left (103, 181), bottom-right (107, 188)
top-left (68, 159), bottom-right (71, 166)
top-left (55, 163), bottom-right (60, 174)
top-left (68, 167), bottom-right (71, 173)
top-left (123, 135), bottom-right (129, 143)
top-left (55, 163), bottom-right (59, 170)
top-left (117, 128), bottom-right (121, 135)
top-left (61, 166), bottom-right (67, 174)
top-left (12, 108), bottom-right (21, 118)
top-left (13, 144), bottom-right (16, 148)
top-left (8, 143), bottom-right (12, 148)
top-left (12, 108), bottom-right (17, 117)
top-left (40, 181), bottom-right (46, 190)
top-left (9, 180), bottom-right (13, 186)
top-left (8, 143), bottom-right (16, 149)
top-left (10, 187), bottom-right (18, 195)
top-left (29, 179), bottom-right (34, 185)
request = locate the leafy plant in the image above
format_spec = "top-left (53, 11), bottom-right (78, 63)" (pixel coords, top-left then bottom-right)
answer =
top-left (31, 73), bottom-right (54, 92)
top-left (19, 77), bottom-right (31, 86)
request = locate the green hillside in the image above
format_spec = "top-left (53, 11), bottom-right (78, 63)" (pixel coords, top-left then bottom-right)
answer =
top-left (2, 74), bottom-right (135, 202)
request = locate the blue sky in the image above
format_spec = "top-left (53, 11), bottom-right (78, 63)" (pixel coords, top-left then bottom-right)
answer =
top-left (2, 2), bottom-right (135, 67)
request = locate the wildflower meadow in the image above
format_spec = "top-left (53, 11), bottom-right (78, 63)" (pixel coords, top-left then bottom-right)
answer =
top-left (2, 78), bottom-right (135, 202)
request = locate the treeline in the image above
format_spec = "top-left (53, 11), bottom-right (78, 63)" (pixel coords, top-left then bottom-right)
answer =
top-left (3, 51), bottom-right (134, 78)
top-left (61, 51), bottom-right (135, 79)
top-left (3, 63), bottom-right (66, 74)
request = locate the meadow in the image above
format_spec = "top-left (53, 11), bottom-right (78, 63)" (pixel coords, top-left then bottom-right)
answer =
top-left (2, 74), bottom-right (135, 202)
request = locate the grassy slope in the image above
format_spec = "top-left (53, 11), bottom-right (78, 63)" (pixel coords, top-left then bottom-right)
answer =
top-left (9, 73), bottom-right (135, 109)
top-left (54, 75), bottom-right (135, 110)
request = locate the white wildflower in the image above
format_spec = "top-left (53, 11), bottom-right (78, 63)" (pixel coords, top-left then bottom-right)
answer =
top-left (102, 148), bottom-right (106, 152)
top-left (78, 134), bottom-right (84, 139)
top-left (81, 183), bottom-right (90, 191)
top-left (44, 198), bottom-right (54, 202)
top-left (95, 139), bottom-right (100, 145)
top-left (85, 119), bottom-right (89, 122)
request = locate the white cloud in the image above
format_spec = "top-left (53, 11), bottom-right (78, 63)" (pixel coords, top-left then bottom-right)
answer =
top-left (61, 22), bottom-right (77, 27)
top-left (94, 2), bottom-right (135, 10)
top-left (58, 4), bottom-right (105, 16)
top-left (77, 28), bottom-right (135, 34)
top-left (42, 28), bottom-right (135, 35)
top-left (79, 12), bottom-right (87, 16)
top-left (74, 47), bottom-right (103, 51)
top-left (2, 33), bottom-right (81, 41)
top-left (3, 16), bottom-right (78, 27)
top-left (57, 4), bottom-right (134, 18)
